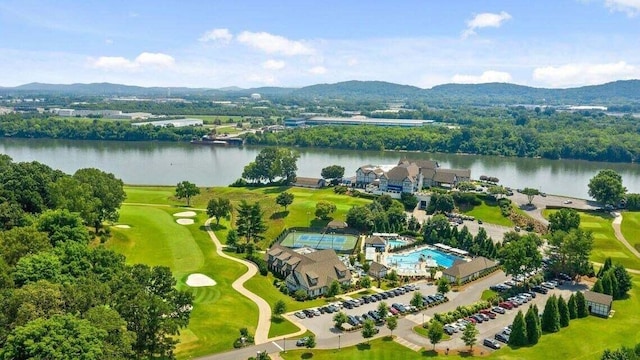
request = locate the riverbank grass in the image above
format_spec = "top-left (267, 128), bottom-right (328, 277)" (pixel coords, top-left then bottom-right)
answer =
top-left (459, 198), bottom-right (514, 227)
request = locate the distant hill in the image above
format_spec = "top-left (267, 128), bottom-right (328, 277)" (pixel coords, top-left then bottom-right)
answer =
top-left (2, 79), bottom-right (640, 105)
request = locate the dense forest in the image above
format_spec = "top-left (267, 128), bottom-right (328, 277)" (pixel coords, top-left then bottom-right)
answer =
top-left (248, 109), bottom-right (640, 163)
top-left (0, 156), bottom-right (192, 359)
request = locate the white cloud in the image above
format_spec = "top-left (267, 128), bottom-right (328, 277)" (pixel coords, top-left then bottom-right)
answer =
top-left (236, 31), bottom-right (314, 56)
top-left (89, 52), bottom-right (175, 71)
top-left (462, 11), bottom-right (512, 38)
top-left (308, 66), bottom-right (327, 75)
top-left (533, 61), bottom-right (639, 87)
top-left (604, 0), bottom-right (640, 16)
top-left (262, 59), bottom-right (286, 70)
top-left (452, 70), bottom-right (513, 84)
top-left (246, 73), bottom-right (277, 85)
top-left (199, 28), bottom-right (233, 43)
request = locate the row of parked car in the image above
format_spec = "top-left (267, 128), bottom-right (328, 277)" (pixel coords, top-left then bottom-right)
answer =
top-left (342, 284), bottom-right (420, 309)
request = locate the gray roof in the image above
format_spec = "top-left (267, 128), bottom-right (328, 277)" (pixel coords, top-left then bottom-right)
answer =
top-left (584, 290), bottom-right (613, 306)
top-left (433, 170), bottom-right (457, 184)
top-left (369, 261), bottom-right (388, 273)
top-left (365, 235), bottom-right (386, 246)
top-left (294, 177), bottom-right (325, 186)
top-left (384, 163), bottom-right (420, 182)
top-left (442, 256), bottom-right (497, 279)
top-left (399, 159), bottom-right (438, 170)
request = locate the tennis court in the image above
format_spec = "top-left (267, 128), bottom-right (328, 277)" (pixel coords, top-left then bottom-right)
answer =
top-left (279, 231), bottom-right (358, 252)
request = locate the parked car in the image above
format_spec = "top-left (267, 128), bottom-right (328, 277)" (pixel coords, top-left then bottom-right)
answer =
top-left (483, 338), bottom-right (501, 350)
top-left (541, 282), bottom-right (555, 289)
top-left (563, 200), bottom-right (573, 204)
top-left (294, 311), bottom-right (306, 319)
top-left (480, 310), bottom-right (496, 319)
top-left (532, 285), bottom-right (548, 294)
top-left (495, 332), bottom-right (509, 343)
top-left (347, 315), bottom-right (358, 326)
top-left (492, 306), bottom-right (506, 314)
top-left (296, 337), bottom-right (310, 346)
top-left (444, 324), bottom-right (457, 335)
top-left (499, 301), bottom-right (514, 310)
top-left (559, 273), bottom-right (572, 281)
top-left (389, 307), bottom-right (399, 315)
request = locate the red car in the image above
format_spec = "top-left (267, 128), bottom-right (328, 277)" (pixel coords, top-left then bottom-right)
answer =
top-left (499, 302), bottom-right (513, 310)
top-left (480, 310), bottom-right (497, 319)
top-left (389, 307), bottom-right (399, 315)
top-left (465, 317), bottom-right (477, 324)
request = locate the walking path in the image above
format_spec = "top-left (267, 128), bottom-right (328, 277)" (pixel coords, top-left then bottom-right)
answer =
top-left (611, 212), bottom-right (640, 259)
top-left (204, 218), bottom-right (272, 344)
top-left (393, 336), bottom-right (422, 351)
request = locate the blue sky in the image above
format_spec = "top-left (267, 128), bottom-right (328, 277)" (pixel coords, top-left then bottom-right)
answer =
top-left (0, 0), bottom-right (639, 88)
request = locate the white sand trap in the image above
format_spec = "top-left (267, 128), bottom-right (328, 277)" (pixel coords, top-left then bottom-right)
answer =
top-left (174, 211), bottom-right (197, 217)
top-left (186, 273), bottom-right (217, 287)
top-left (114, 225), bottom-right (131, 229)
top-left (176, 218), bottom-right (195, 225)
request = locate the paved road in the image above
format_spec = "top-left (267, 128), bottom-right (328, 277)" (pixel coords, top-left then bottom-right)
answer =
top-left (411, 209), bottom-right (512, 242)
top-left (612, 212), bottom-right (640, 260)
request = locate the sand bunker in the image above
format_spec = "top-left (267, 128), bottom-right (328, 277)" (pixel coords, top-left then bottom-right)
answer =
top-left (176, 218), bottom-right (195, 225)
top-left (174, 211), bottom-right (197, 217)
top-left (114, 225), bottom-right (131, 229)
top-left (186, 273), bottom-right (217, 287)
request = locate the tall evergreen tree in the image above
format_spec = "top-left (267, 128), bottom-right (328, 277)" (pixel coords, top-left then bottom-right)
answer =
top-left (525, 306), bottom-right (541, 345)
top-left (509, 310), bottom-right (528, 346)
top-left (576, 291), bottom-right (588, 318)
top-left (593, 279), bottom-right (604, 293)
top-left (557, 296), bottom-right (570, 327)
top-left (567, 294), bottom-right (578, 320)
top-left (597, 257), bottom-right (613, 278)
top-left (541, 295), bottom-right (560, 333)
top-left (612, 264), bottom-right (632, 299)
top-left (601, 274), bottom-right (613, 295)
top-left (533, 304), bottom-right (542, 332)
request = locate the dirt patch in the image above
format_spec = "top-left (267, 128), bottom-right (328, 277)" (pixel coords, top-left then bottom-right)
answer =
top-left (186, 273), bottom-right (217, 287)
top-left (114, 225), bottom-right (131, 229)
top-left (174, 211), bottom-right (197, 217)
top-left (176, 218), bottom-right (195, 225)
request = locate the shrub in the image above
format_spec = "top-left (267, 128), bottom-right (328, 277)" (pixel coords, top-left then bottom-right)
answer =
top-left (293, 289), bottom-right (308, 301)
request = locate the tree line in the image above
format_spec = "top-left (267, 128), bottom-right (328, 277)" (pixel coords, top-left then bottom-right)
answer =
top-left (0, 157), bottom-right (192, 359)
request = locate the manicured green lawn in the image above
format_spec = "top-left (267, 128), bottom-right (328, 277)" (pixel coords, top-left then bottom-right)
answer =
top-left (351, 289), bottom-right (376, 299)
top-left (459, 198), bottom-right (514, 227)
top-left (281, 337), bottom-right (423, 360)
top-left (123, 185), bottom-right (183, 205)
top-left (621, 211), bottom-right (640, 252)
top-left (543, 209), bottom-right (640, 270)
top-left (108, 202), bottom-right (259, 359)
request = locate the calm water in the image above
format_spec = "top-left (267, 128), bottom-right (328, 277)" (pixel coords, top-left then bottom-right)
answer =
top-left (387, 248), bottom-right (460, 269)
top-left (1, 138), bottom-right (640, 199)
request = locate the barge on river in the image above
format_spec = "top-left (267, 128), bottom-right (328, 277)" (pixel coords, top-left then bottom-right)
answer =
top-left (190, 135), bottom-right (244, 146)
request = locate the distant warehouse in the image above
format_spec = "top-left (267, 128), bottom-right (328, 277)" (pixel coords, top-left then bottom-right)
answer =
top-left (132, 118), bottom-right (204, 128)
top-left (284, 116), bottom-right (435, 128)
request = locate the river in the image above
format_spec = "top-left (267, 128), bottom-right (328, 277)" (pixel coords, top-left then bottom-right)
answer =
top-left (1, 138), bottom-right (639, 199)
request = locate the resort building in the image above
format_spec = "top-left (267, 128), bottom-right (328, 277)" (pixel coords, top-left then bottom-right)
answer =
top-left (584, 290), bottom-right (613, 317)
top-left (355, 158), bottom-right (470, 194)
top-left (441, 256), bottom-right (498, 283)
top-left (266, 244), bottom-right (352, 298)
top-left (364, 235), bottom-right (387, 252)
top-left (368, 261), bottom-right (389, 279)
top-left (292, 177), bottom-right (326, 189)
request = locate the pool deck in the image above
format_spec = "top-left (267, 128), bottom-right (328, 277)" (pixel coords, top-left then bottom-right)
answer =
top-left (379, 244), bottom-right (471, 277)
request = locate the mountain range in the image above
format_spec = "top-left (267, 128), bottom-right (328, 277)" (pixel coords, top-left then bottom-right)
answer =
top-left (2, 80), bottom-right (640, 105)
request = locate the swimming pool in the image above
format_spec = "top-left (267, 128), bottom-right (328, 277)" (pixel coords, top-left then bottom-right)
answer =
top-left (386, 247), bottom-right (459, 269)
top-left (386, 238), bottom-right (409, 248)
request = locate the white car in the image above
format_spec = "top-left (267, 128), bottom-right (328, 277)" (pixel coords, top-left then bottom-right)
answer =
top-left (563, 200), bottom-right (573, 204)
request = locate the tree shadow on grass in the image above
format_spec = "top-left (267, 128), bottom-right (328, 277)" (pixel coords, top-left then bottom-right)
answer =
top-left (356, 343), bottom-right (371, 351)
top-left (262, 186), bottom-right (291, 194)
top-left (270, 211), bottom-right (289, 220)
top-left (271, 316), bottom-right (285, 324)
top-left (301, 352), bottom-right (313, 359)
top-left (310, 219), bottom-right (329, 228)
top-left (421, 349), bottom-right (438, 357)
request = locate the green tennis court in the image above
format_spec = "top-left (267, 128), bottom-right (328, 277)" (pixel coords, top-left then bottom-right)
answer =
top-left (279, 231), bottom-right (358, 252)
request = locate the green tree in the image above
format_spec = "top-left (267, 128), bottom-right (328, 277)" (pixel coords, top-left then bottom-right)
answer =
top-left (73, 168), bottom-right (126, 232)
top-left (457, 182), bottom-right (476, 192)
top-left (433, 193), bottom-right (455, 213)
top-left (206, 197), bottom-right (232, 226)
top-left (593, 278), bottom-right (604, 293)
top-left (437, 277), bottom-right (450, 295)
top-left (315, 201), bottom-right (337, 220)
top-left (427, 320), bottom-right (444, 349)
top-left (400, 192), bottom-right (418, 211)
top-left (346, 205), bottom-right (373, 232)
top-left (525, 306), bottom-right (541, 345)
top-left (359, 275), bottom-right (372, 289)
top-left (567, 294), bottom-right (578, 319)
top-left (522, 187), bottom-right (540, 205)
top-left (588, 169), bottom-right (626, 206)
top-left (0, 226), bottom-right (52, 266)
top-left (361, 319), bottom-right (377, 342)
top-left (541, 295), bottom-right (561, 333)
top-left (411, 291), bottom-right (424, 307)
top-left (327, 280), bottom-right (341, 297)
top-left (84, 306), bottom-right (135, 360)
top-left (548, 208), bottom-right (581, 233)
top-left (36, 209), bottom-right (91, 246)
top-left (387, 270), bottom-right (399, 286)
top-left (576, 291), bottom-right (588, 318)
top-left (275, 191), bottom-right (294, 211)
top-left (499, 233), bottom-right (542, 279)
top-left (488, 185), bottom-right (507, 199)
top-left (242, 147), bottom-right (299, 184)
top-left (509, 310), bottom-right (528, 347)
top-left (175, 180), bottom-right (200, 206)
top-left (547, 228), bottom-right (593, 277)
top-left (274, 300), bottom-right (287, 318)
top-left (612, 264), bottom-right (632, 299)
top-left (321, 165), bottom-right (345, 183)
top-left (226, 229), bottom-right (238, 247)
top-left (377, 302), bottom-right (389, 319)
top-left (461, 322), bottom-right (479, 350)
top-left (386, 315), bottom-right (398, 337)
top-left (558, 296), bottom-right (570, 327)
top-left (333, 311), bottom-right (348, 329)
top-left (2, 314), bottom-right (107, 360)
top-left (235, 200), bottom-right (267, 243)
top-left (305, 334), bottom-right (316, 349)
top-left (12, 252), bottom-right (63, 286)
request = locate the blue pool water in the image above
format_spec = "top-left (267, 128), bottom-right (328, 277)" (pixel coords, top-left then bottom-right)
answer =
top-left (387, 248), bottom-right (459, 269)
top-left (386, 239), bottom-right (409, 248)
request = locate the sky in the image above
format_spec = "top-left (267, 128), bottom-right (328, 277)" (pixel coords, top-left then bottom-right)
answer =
top-left (0, 0), bottom-right (639, 89)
